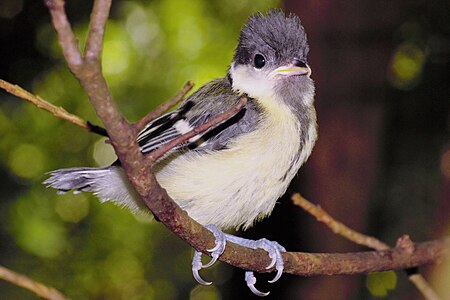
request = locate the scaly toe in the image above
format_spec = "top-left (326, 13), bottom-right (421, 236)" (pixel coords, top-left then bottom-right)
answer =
top-left (258, 239), bottom-right (286, 283)
top-left (222, 234), bottom-right (287, 288)
top-left (245, 271), bottom-right (270, 297)
top-left (203, 224), bottom-right (227, 268)
top-left (192, 251), bottom-right (212, 286)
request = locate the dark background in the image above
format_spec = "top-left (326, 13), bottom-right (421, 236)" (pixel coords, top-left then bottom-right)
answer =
top-left (0, 0), bottom-right (448, 299)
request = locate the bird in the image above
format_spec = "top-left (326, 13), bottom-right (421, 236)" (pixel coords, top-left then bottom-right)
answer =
top-left (44, 10), bottom-right (317, 296)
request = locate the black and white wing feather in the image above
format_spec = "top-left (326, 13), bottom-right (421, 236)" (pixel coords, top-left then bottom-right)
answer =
top-left (137, 78), bottom-right (261, 154)
top-left (136, 101), bottom-right (194, 153)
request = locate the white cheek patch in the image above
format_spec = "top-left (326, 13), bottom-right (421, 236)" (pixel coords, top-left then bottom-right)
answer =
top-left (229, 63), bottom-right (275, 100)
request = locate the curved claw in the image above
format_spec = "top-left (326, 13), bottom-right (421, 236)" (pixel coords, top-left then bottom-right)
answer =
top-left (193, 268), bottom-right (212, 286)
top-left (192, 251), bottom-right (212, 286)
top-left (202, 224), bottom-right (227, 268)
top-left (207, 243), bottom-right (221, 253)
top-left (268, 267), bottom-right (283, 283)
top-left (202, 253), bottom-right (219, 268)
top-left (255, 239), bottom-right (285, 283)
top-left (245, 271), bottom-right (270, 297)
top-left (191, 225), bottom-right (229, 286)
top-left (265, 253), bottom-right (277, 270)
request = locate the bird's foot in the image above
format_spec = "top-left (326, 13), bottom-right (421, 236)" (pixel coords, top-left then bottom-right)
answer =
top-left (192, 225), bottom-right (226, 285)
top-left (191, 225), bottom-right (286, 297)
top-left (226, 235), bottom-right (286, 296)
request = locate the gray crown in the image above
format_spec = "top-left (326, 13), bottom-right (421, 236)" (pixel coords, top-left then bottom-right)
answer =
top-left (233, 10), bottom-right (309, 66)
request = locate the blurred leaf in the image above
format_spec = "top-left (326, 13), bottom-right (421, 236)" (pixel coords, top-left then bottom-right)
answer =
top-left (366, 271), bottom-right (398, 297)
top-left (55, 193), bottom-right (90, 223)
top-left (9, 191), bottom-right (67, 258)
top-left (388, 43), bottom-right (425, 90)
top-left (8, 143), bottom-right (46, 179)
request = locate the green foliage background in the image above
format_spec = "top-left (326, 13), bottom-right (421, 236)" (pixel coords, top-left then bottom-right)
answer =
top-left (0, 1), bottom-right (280, 299)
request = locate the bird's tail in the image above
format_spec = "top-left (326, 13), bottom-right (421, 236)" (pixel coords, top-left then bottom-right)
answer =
top-left (43, 166), bottom-right (145, 212)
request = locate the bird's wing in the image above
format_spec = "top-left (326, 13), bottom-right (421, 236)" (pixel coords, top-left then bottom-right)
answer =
top-left (136, 101), bottom-right (194, 153)
top-left (137, 78), bottom-right (261, 154)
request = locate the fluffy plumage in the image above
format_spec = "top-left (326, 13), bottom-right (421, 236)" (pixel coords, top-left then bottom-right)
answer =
top-left (44, 10), bottom-right (317, 231)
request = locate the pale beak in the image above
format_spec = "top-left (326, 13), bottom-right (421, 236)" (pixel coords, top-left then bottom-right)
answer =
top-left (269, 64), bottom-right (311, 79)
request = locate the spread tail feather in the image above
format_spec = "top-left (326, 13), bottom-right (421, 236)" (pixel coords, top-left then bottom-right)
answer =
top-left (44, 166), bottom-right (145, 212)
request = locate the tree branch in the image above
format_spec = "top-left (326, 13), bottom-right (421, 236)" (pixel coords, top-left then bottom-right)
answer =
top-left (45, 0), bottom-right (137, 161)
top-left (292, 193), bottom-right (444, 300)
top-left (409, 273), bottom-right (442, 300)
top-left (0, 78), bottom-right (195, 137)
top-left (84, 0), bottom-right (111, 62)
top-left (44, 0), bottom-right (82, 68)
top-left (292, 193), bottom-right (389, 250)
top-left (0, 264), bottom-right (68, 300)
top-left (0, 79), bottom-right (106, 136)
top-left (133, 81), bottom-right (194, 132)
top-left (283, 238), bottom-right (448, 276)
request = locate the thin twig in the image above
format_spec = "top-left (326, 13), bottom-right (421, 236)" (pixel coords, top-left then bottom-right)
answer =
top-left (146, 95), bottom-right (247, 164)
top-left (133, 81), bottom-right (194, 131)
top-left (292, 193), bottom-right (389, 250)
top-left (291, 193), bottom-right (443, 300)
top-left (0, 265), bottom-right (69, 300)
top-left (46, 0), bottom-right (135, 151)
top-left (0, 79), bottom-right (106, 136)
top-left (409, 274), bottom-right (442, 300)
top-left (84, 0), bottom-right (111, 61)
top-left (44, 0), bottom-right (82, 68)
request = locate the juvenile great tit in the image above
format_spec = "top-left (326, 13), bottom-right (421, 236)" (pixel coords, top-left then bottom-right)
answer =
top-left (44, 10), bottom-right (317, 296)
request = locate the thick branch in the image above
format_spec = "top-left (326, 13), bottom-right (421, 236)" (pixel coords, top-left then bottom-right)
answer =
top-left (0, 265), bottom-right (68, 300)
top-left (283, 238), bottom-right (449, 276)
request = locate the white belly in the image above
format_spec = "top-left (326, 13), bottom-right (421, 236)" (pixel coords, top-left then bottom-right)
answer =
top-left (154, 110), bottom-right (310, 230)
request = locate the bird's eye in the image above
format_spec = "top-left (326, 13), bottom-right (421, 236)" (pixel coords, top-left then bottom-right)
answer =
top-left (254, 54), bottom-right (266, 69)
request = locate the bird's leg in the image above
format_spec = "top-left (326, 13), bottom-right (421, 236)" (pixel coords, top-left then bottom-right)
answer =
top-left (191, 225), bottom-right (286, 297)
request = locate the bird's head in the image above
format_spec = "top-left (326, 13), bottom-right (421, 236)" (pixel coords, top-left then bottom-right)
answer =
top-left (229, 10), bottom-right (314, 108)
